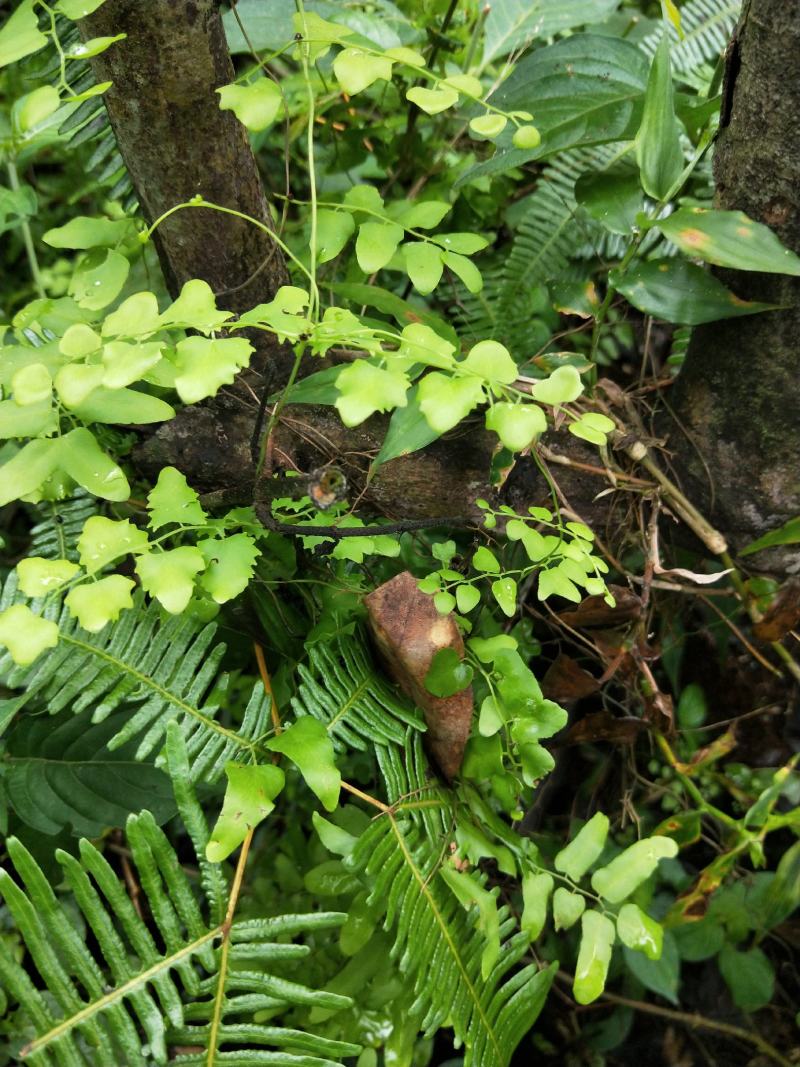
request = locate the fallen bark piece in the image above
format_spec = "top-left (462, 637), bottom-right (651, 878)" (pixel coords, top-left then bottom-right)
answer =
top-left (365, 571), bottom-right (473, 780)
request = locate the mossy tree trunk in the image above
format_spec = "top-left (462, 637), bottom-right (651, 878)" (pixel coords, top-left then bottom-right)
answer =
top-left (670, 0), bottom-right (800, 569)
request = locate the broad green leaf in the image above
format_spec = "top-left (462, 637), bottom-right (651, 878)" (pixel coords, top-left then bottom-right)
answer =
top-left (485, 402), bottom-right (546, 451)
top-left (72, 387), bottom-right (175, 426)
top-left (316, 209), bottom-right (356, 263)
top-left (0, 1), bottom-right (47, 67)
top-left (472, 546), bottom-right (500, 574)
top-left (442, 74), bottom-right (482, 97)
top-left (478, 694), bottom-right (504, 736)
top-left (59, 323), bottom-right (102, 357)
top-left (292, 10), bottom-right (352, 62)
top-left (59, 428), bottom-right (130, 501)
top-left (403, 241), bottom-right (444, 294)
top-left (173, 336), bottom-right (254, 404)
top-left (0, 398), bottom-right (56, 439)
top-left (418, 372), bottom-right (484, 434)
top-left (266, 717), bottom-right (341, 812)
top-left (335, 362), bottom-right (409, 426)
top-left (616, 903), bottom-right (663, 961)
top-left (101, 341), bottom-right (164, 390)
top-left (518, 742), bottom-right (555, 784)
top-left (469, 114), bottom-right (507, 139)
top-left (78, 516), bottom-right (150, 574)
top-left (206, 762), bottom-right (285, 863)
top-left (333, 47), bottom-right (393, 95)
top-left (623, 931), bottom-right (680, 1004)
top-left (56, 0), bottom-right (109, 16)
top-left (217, 79), bottom-right (282, 131)
top-left (198, 534), bottom-right (260, 603)
top-left (147, 467), bottom-right (207, 530)
top-left (373, 384), bottom-right (442, 467)
top-left (521, 872), bottom-right (553, 940)
top-left (591, 836), bottom-right (678, 902)
top-left (312, 811), bottom-right (358, 857)
top-left (611, 258), bottom-right (778, 325)
top-left (355, 221), bottom-right (404, 273)
top-left (555, 812), bottom-right (609, 881)
top-left (656, 207), bottom-right (800, 275)
top-left (740, 516), bottom-right (800, 556)
top-left (463, 340), bottom-right (518, 385)
top-left (491, 577), bottom-right (517, 618)
top-left (573, 910), bottom-right (615, 1005)
top-left (434, 590), bottom-right (456, 614)
top-left (439, 866), bottom-right (500, 980)
top-left (406, 86), bottom-right (459, 115)
top-left (552, 888), bottom-right (585, 930)
top-left (54, 364), bottom-right (105, 408)
top-left (396, 322), bottom-right (456, 370)
top-left (442, 251), bottom-right (483, 293)
top-left (434, 233), bottom-right (489, 255)
top-left (0, 604), bottom-right (59, 666)
top-left (456, 583), bottom-right (481, 615)
top-left (102, 291), bottom-right (161, 336)
top-left (17, 557), bottom-right (79, 596)
top-left (135, 546), bottom-right (206, 614)
top-left (425, 648), bottom-right (473, 698)
top-left (65, 575), bottom-right (135, 632)
top-left (636, 35), bottom-right (683, 200)
top-left (161, 279), bottom-right (233, 333)
top-left (575, 168), bottom-right (643, 235)
top-left (15, 86), bottom-right (60, 133)
top-left (462, 733), bottom-right (505, 780)
top-left (12, 363), bottom-right (52, 405)
top-left (511, 701), bottom-right (567, 742)
top-left (70, 248), bottom-right (130, 310)
top-left (568, 412), bottom-right (616, 446)
top-left (531, 365), bottom-right (583, 405)
top-left (537, 566), bottom-right (582, 603)
top-left (389, 200), bottom-right (451, 229)
top-left (43, 216), bottom-right (133, 250)
top-left (482, 0), bottom-right (619, 64)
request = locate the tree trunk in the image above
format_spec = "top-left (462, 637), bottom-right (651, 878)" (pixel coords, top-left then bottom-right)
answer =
top-left (670, 0), bottom-right (800, 571)
top-left (81, 0), bottom-right (292, 379)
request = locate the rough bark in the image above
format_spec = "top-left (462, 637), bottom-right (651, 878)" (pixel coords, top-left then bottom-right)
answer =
top-left (81, 0), bottom-right (292, 379)
top-left (670, 0), bottom-right (800, 571)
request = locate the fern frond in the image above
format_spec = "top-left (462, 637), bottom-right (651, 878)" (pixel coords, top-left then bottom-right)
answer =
top-left (641, 0), bottom-right (741, 75)
top-left (0, 727), bottom-right (354, 1067)
top-left (27, 492), bottom-right (97, 562)
top-left (0, 575), bottom-right (264, 781)
top-left (348, 733), bottom-right (556, 1067)
top-left (290, 633), bottom-right (424, 751)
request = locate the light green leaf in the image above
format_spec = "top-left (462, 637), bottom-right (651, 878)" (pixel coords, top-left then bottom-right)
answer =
top-left (463, 340), bottom-right (518, 385)
top-left (491, 578), bottom-right (517, 618)
top-left (0, 604), bottom-right (59, 666)
top-left (147, 467), bottom-right (207, 530)
top-left (521, 871), bottom-right (553, 940)
top-left (0, 1), bottom-right (47, 67)
top-left (65, 575), bottom-right (135, 633)
top-left (161, 278), bottom-right (233, 333)
top-left (70, 248), bottom-right (130, 310)
top-left (0, 398), bottom-right (56, 439)
top-left (217, 79), bottom-right (282, 131)
top-left (512, 124), bottom-right (541, 149)
top-left (485, 402), bottom-right (546, 451)
top-left (741, 516), bottom-right (800, 557)
top-left (355, 221), bottom-right (404, 273)
top-left (443, 73), bottom-right (482, 97)
top-left (43, 216), bottom-right (133, 251)
top-left (266, 716), bottom-right (341, 812)
top-left (439, 866), bottom-right (500, 980)
top-left (472, 546), bottom-right (501, 574)
top-left (335, 362), bottom-right (409, 426)
top-left (64, 33), bottom-right (125, 58)
top-left (635, 35), bottom-right (683, 200)
top-left (442, 250), bottom-right (483, 293)
top-left (59, 428), bottom-right (130, 501)
top-left (418, 372), bottom-right (484, 434)
top-left (55, 0), bottom-right (109, 16)
top-left (403, 242), bottom-right (444, 294)
top-left (16, 86), bottom-right (60, 133)
top-left (59, 323), bottom-right (102, 358)
top-left (425, 648), bottom-right (473, 698)
top-left (433, 233), bottom-right (489, 255)
top-left (554, 812), bottom-right (609, 881)
top-left (406, 85), bottom-right (459, 115)
top-left (101, 340), bottom-right (164, 389)
top-left (531, 365), bottom-right (583, 405)
top-left (434, 589), bottom-right (456, 614)
top-left (173, 336), bottom-right (254, 404)
top-left (135, 547), bottom-right (206, 614)
top-left (568, 412), bottom-right (616, 446)
top-left (198, 534), bottom-right (260, 604)
top-left (12, 363), bottom-right (52, 405)
top-left (573, 910), bottom-right (616, 1005)
top-left (552, 888), bottom-right (585, 930)
top-left (206, 762), bottom-right (285, 863)
top-left (317, 209), bottom-right (356, 264)
top-left (102, 291), bottom-right (161, 337)
top-left (333, 47), bottom-right (393, 95)
top-left (78, 515), bottom-right (150, 575)
top-left (469, 114), bottom-right (508, 139)
top-left (396, 322), bottom-right (456, 370)
top-left (0, 439), bottom-right (59, 505)
top-left (456, 583), bottom-right (481, 614)
top-left (292, 10), bottom-right (352, 62)
top-left (656, 207), bottom-right (800, 275)
top-left (591, 836), bottom-right (678, 903)
top-left (519, 742), bottom-right (555, 784)
top-left (71, 387), bottom-right (175, 426)
top-left (537, 566), bottom-right (581, 603)
top-left (616, 903), bottom-right (663, 961)
top-left (17, 557), bottom-right (79, 597)
top-left (54, 364), bottom-right (105, 408)
top-left (389, 200), bottom-right (451, 229)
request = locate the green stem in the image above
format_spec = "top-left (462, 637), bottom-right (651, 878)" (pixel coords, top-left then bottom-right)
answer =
top-left (295, 0), bottom-right (320, 319)
top-left (7, 161), bottom-right (45, 299)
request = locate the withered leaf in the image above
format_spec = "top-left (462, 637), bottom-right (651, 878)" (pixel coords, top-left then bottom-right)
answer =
top-left (558, 585), bottom-right (641, 628)
top-left (753, 577), bottom-right (800, 643)
top-left (567, 709), bottom-right (644, 745)
top-left (542, 653), bottom-right (599, 703)
top-left (365, 571), bottom-right (473, 780)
